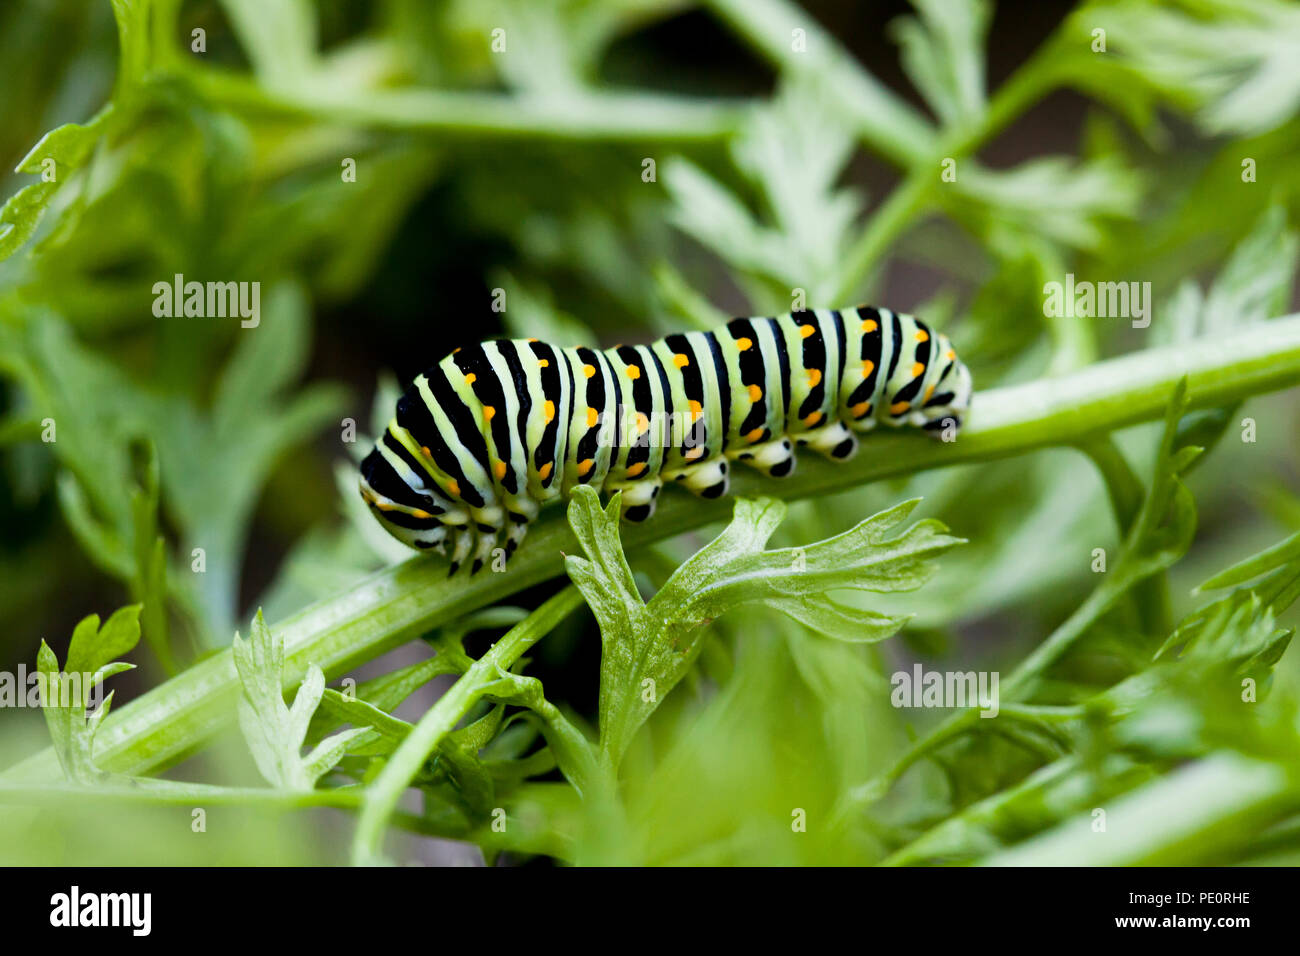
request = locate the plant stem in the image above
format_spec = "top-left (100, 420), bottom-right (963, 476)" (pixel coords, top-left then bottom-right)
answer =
top-left (7, 316), bottom-right (1300, 786)
top-left (349, 587), bottom-right (584, 865)
top-left (1077, 435), bottom-right (1171, 635)
top-left (0, 782), bottom-right (534, 850)
top-left (831, 169), bottom-right (932, 302)
top-left (189, 70), bottom-right (748, 143)
top-left (839, 525), bottom-right (1176, 819)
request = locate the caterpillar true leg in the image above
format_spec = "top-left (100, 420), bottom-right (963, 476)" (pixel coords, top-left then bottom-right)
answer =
top-left (446, 525), bottom-right (474, 576)
top-left (469, 530), bottom-right (498, 575)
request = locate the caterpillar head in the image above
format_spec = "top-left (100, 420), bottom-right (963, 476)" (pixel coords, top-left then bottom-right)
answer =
top-left (359, 446), bottom-right (450, 553)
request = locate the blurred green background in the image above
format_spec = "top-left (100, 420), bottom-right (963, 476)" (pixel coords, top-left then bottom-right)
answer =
top-left (2, 0), bottom-right (1299, 865)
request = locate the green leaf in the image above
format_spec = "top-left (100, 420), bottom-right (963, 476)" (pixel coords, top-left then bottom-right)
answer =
top-left (0, 181), bottom-right (58, 261)
top-left (767, 594), bottom-right (909, 644)
top-left (36, 606), bottom-right (142, 784)
top-left (889, 0), bottom-right (990, 130)
top-left (1097, 0), bottom-right (1300, 138)
top-left (219, 0), bottom-right (318, 87)
top-left (565, 485), bottom-right (961, 768)
top-left (984, 752), bottom-right (1291, 866)
top-left (0, 110), bottom-right (113, 261)
top-left (950, 155), bottom-right (1142, 251)
top-left (232, 609), bottom-right (357, 789)
top-left (153, 281), bottom-right (347, 640)
top-left (1196, 529), bottom-right (1300, 594)
top-left (66, 605), bottom-right (142, 676)
top-left (317, 689), bottom-right (411, 743)
top-left (1159, 206), bottom-right (1299, 345)
top-left (664, 79), bottom-right (866, 299)
top-left (887, 755), bottom-right (1155, 865)
top-left (564, 488), bottom-right (644, 636)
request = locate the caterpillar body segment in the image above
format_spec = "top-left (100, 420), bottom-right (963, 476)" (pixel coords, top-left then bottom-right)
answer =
top-left (360, 306), bottom-right (972, 572)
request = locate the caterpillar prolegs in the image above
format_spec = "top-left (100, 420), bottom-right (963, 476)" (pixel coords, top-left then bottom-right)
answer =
top-left (360, 306), bottom-right (973, 573)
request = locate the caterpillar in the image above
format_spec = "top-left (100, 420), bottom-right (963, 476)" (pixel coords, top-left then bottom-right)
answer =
top-left (360, 306), bottom-right (972, 573)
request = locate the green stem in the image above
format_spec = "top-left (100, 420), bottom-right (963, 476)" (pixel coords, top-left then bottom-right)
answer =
top-left (841, 543), bottom-right (1169, 819)
top-left (1077, 437), bottom-right (1145, 533)
top-left (7, 316), bottom-right (1300, 786)
top-left (1077, 436), bottom-right (1172, 636)
top-left (0, 782), bottom-right (533, 850)
top-left (349, 587), bottom-right (585, 864)
top-left (188, 70), bottom-right (747, 143)
top-left (831, 170), bottom-right (933, 303)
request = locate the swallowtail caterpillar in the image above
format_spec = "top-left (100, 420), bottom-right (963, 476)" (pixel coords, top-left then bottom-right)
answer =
top-left (360, 306), bottom-right (972, 573)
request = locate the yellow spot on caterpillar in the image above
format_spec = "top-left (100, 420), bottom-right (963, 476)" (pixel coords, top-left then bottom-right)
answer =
top-left (861, 319), bottom-right (878, 333)
top-left (736, 337), bottom-right (753, 351)
top-left (946, 349), bottom-right (956, 361)
top-left (420, 445), bottom-right (433, 459)
top-left (861, 360), bottom-right (875, 377)
top-left (911, 361), bottom-right (925, 378)
top-left (688, 400), bottom-right (702, 417)
top-left (747, 384), bottom-right (763, 402)
top-left (411, 509), bottom-right (432, 520)
top-left (583, 363), bottom-right (596, 378)
top-left (673, 353), bottom-right (689, 368)
top-left (577, 459), bottom-right (594, 476)
top-left (538, 462), bottom-right (553, 480)
top-left (528, 338), bottom-right (539, 343)
top-left (925, 384), bottom-right (936, 401)
top-left (851, 401), bottom-right (871, 418)
top-left (626, 462), bottom-right (646, 478)
top-left (685, 446), bottom-right (705, 460)
top-left (586, 407), bottom-right (599, 427)
top-left (636, 412), bottom-right (649, 433)
top-left (465, 373), bottom-right (476, 385)
top-left (376, 501), bottom-right (394, 511)
top-left (803, 411), bottom-right (823, 427)
top-left (806, 368), bottom-right (822, 387)
top-left (484, 405), bottom-right (496, 420)
top-left (626, 365), bottom-right (640, 380)
top-left (800, 324), bottom-right (815, 339)
top-left (746, 427), bottom-right (765, 443)
top-left (494, 461), bottom-right (507, 480)
top-left (915, 329), bottom-right (929, 342)
top-left (538, 358), bottom-right (550, 368)
top-left (543, 400), bottom-right (555, 423)
top-left (890, 401), bottom-right (910, 415)
top-left (446, 480), bottom-right (460, 497)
